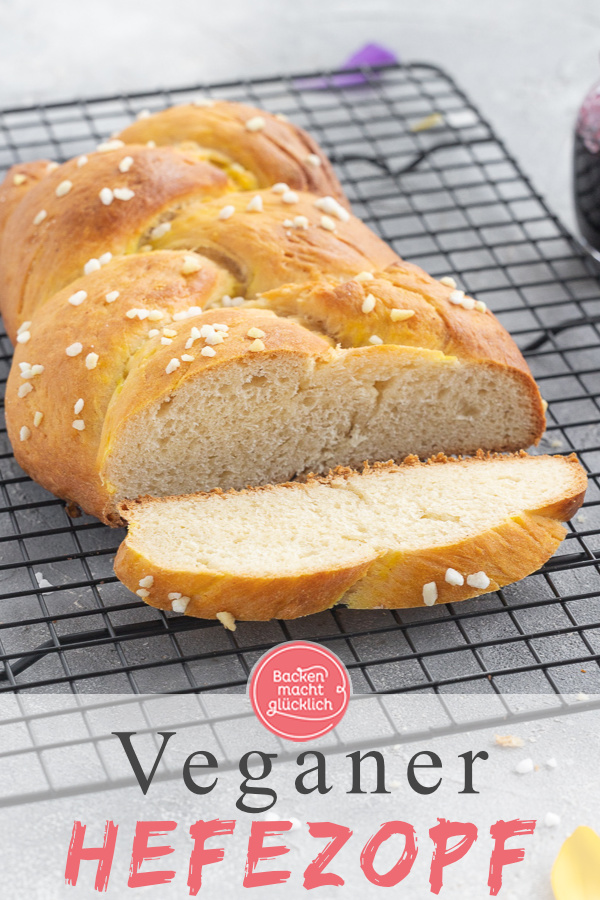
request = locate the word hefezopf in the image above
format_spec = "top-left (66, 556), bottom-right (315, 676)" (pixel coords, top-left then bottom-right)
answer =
top-left (65, 816), bottom-right (536, 895)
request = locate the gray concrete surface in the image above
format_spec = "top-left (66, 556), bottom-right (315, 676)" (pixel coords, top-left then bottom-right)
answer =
top-left (0, 0), bottom-right (599, 234)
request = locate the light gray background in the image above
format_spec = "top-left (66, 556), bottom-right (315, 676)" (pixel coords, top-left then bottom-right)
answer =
top-left (1, 694), bottom-right (598, 898)
top-left (0, 0), bottom-right (598, 235)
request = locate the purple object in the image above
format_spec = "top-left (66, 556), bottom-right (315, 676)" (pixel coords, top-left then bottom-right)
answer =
top-left (574, 76), bottom-right (600, 252)
top-left (294, 43), bottom-right (399, 91)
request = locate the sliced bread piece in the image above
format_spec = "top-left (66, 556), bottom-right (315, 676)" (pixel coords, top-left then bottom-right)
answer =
top-left (114, 452), bottom-right (587, 622)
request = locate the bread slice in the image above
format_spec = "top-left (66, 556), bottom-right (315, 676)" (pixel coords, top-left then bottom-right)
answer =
top-left (114, 452), bottom-right (586, 622)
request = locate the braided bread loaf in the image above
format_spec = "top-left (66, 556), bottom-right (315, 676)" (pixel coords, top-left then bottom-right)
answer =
top-left (0, 101), bottom-right (545, 525)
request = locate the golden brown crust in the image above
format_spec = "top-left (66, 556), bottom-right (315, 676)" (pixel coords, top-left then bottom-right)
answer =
top-left (343, 513), bottom-right (568, 612)
top-left (0, 160), bottom-right (52, 244)
top-left (117, 102), bottom-right (347, 204)
top-left (0, 146), bottom-right (228, 340)
top-left (249, 260), bottom-right (534, 369)
top-left (114, 453), bottom-right (586, 621)
top-left (148, 189), bottom-right (398, 294)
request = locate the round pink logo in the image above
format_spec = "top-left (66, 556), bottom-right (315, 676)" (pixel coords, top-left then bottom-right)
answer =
top-left (249, 641), bottom-right (351, 742)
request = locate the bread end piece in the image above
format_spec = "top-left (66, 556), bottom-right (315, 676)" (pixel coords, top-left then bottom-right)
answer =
top-left (114, 452), bottom-right (586, 622)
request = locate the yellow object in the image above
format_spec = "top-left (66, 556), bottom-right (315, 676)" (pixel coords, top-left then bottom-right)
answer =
top-left (552, 826), bottom-right (600, 899)
top-left (410, 112), bottom-right (444, 132)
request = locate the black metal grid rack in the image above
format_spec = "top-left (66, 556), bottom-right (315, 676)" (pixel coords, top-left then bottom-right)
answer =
top-left (0, 62), bottom-right (599, 696)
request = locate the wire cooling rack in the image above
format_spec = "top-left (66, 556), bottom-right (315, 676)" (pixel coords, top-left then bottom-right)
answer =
top-left (0, 62), bottom-right (599, 696)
